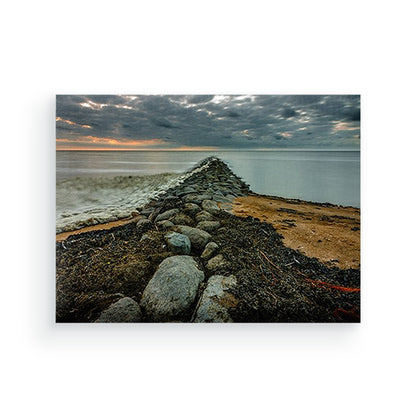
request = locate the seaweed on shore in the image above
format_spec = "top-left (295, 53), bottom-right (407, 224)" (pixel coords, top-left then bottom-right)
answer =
top-left (56, 210), bottom-right (360, 323)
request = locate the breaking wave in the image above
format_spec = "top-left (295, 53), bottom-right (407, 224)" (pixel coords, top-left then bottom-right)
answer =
top-left (56, 173), bottom-right (183, 233)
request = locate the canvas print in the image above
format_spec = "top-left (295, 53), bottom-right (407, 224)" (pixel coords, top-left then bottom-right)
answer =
top-left (56, 95), bottom-right (360, 323)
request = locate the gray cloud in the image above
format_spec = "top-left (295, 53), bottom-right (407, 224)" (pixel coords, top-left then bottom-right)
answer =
top-left (56, 94), bottom-right (360, 149)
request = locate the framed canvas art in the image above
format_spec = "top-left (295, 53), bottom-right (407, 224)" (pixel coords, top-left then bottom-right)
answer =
top-left (56, 95), bottom-right (360, 323)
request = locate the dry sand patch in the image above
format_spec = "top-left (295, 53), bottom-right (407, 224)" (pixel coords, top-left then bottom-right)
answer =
top-left (232, 195), bottom-right (360, 270)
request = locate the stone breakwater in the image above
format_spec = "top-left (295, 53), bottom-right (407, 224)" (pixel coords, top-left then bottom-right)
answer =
top-left (56, 156), bottom-right (360, 323)
top-left (96, 157), bottom-right (250, 323)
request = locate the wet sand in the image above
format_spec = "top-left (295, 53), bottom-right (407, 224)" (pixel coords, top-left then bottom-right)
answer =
top-left (232, 195), bottom-right (360, 269)
top-left (56, 217), bottom-right (138, 242)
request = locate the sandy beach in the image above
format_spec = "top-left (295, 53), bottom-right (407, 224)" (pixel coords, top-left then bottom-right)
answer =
top-left (232, 195), bottom-right (360, 269)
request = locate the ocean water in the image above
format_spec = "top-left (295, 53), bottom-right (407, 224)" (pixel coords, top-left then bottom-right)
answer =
top-left (56, 150), bottom-right (360, 232)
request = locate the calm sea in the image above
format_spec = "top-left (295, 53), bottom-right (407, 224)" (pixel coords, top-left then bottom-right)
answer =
top-left (56, 150), bottom-right (360, 232)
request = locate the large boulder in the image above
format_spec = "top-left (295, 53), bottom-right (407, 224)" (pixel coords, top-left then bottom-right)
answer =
top-left (173, 225), bottom-right (211, 251)
top-left (193, 275), bottom-right (238, 323)
top-left (165, 232), bottom-right (191, 255)
top-left (140, 256), bottom-right (205, 322)
top-left (95, 297), bottom-right (142, 323)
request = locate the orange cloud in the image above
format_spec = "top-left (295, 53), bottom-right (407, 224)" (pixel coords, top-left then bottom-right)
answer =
top-left (174, 146), bottom-right (219, 151)
top-left (56, 117), bottom-right (92, 129)
top-left (56, 137), bottom-right (221, 151)
top-left (56, 136), bottom-right (170, 151)
top-left (332, 121), bottom-right (360, 133)
top-left (57, 136), bottom-right (165, 147)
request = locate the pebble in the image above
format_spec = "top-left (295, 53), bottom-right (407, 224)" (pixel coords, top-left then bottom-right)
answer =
top-left (206, 254), bottom-right (228, 272)
top-left (140, 233), bottom-right (151, 242)
top-left (201, 241), bottom-right (219, 260)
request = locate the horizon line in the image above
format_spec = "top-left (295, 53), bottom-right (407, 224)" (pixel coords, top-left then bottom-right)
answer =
top-left (56, 148), bottom-right (360, 152)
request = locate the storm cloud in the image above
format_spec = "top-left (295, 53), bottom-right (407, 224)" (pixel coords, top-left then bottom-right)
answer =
top-left (56, 95), bottom-right (360, 150)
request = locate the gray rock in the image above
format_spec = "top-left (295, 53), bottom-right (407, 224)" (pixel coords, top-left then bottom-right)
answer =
top-left (165, 232), bottom-right (191, 255)
top-left (217, 202), bottom-right (233, 212)
top-left (225, 194), bottom-right (237, 200)
top-left (95, 297), bottom-right (142, 323)
top-left (183, 194), bottom-right (213, 204)
top-left (195, 210), bottom-right (213, 222)
top-left (182, 186), bottom-right (196, 193)
top-left (173, 225), bottom-right (212, 251)
top-left (201, 241), bottom-right (219, 260)
top-left (140, 208), bottom-right (154, 217)
top-left (193, 275), bottom-right (238, 323)
top-left (171, 213), bottom-right (193, 226)
top-left (140, 256), bottom-right (205, 321)
top-left (197, 194), bottom-right (213, 201)
top-left (155, 208), bottom-right (180, 222)
top-left (156, 220), bottom-right (175, 230)
top-left (197, 220), bottom-right (221, 233)
top-left (201, 199), bottom-right (220, 214)
top-left (182, 194), bottom-right (199, 204)
top-left (183, 203), bottom-right (201, 216)
top-left (206, 254), bottom-right (228, 272)
top-left (212, 194), bottom-right (235, 203)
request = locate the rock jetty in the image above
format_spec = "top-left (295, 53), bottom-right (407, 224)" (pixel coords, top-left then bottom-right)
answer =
top-left (56, 157), bottom-right (360, 323)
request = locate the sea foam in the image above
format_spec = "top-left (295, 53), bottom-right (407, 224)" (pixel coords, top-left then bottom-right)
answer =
top-left (56, 159), bottom-right (215, 233)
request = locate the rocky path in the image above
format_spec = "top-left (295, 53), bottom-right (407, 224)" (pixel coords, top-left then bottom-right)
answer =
top-left (56, 157), bottom-right (360, 323)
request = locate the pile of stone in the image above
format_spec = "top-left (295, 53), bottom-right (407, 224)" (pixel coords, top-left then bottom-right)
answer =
top-left (95, 157), bottom-right (249, 323)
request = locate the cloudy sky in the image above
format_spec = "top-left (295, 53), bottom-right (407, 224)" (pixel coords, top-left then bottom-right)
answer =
top-left (56, 95), bottom-right (360, 150)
